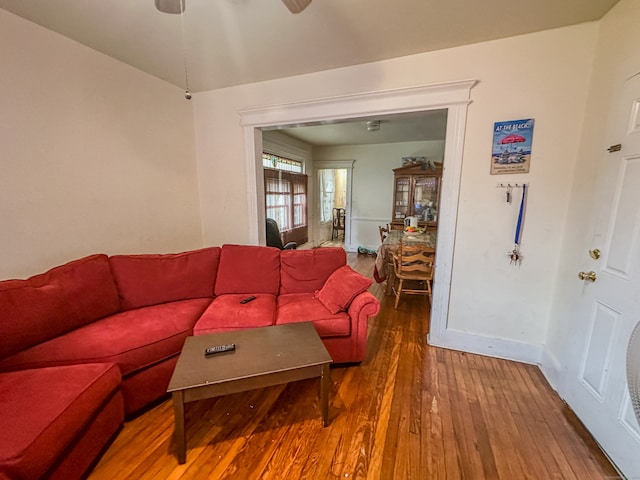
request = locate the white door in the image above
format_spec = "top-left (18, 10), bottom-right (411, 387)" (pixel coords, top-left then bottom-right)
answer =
top-left (563, 72), bottom-right (640, 477)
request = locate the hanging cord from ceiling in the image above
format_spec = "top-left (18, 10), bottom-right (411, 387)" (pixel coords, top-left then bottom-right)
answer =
top-left (178, 0), bottom-right (191, 100)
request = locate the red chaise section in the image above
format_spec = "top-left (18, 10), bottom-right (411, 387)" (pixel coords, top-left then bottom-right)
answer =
top-left (0, 298), bottom-right (211, 415)
top-left (0, 363), bottom-right (123, 480)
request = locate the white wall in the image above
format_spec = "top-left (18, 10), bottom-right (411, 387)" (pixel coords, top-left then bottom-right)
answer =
top-left (193, 23), bottom-right (598, 362)
top-left (314, 141), bottom-right (444, 249)
top-left (0, 10), bottom-right (202, 279)
top-left (543, 0), bottom-right (640, 389)
top-left (0, 7), bottom-right (611, 363)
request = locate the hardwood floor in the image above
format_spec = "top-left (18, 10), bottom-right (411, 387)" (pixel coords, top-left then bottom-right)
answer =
top-left (89, 252), bottom-right (619, 479)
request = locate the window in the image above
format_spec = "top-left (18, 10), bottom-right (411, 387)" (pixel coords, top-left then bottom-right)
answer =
top-left (264, 154), bottom-right (308, 245)
top-left (264, 171), bottom-right (292, 231)
top-left (262, 153), bottom-right (303, 173)
top-left (292, 176), bottom-right (307, 229)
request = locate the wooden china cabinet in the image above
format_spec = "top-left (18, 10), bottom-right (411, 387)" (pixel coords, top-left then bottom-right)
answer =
top-left (390, 162), bottom-right (443, 230)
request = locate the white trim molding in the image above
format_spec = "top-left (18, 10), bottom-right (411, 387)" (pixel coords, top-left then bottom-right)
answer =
top-left (239, 79), bottom-right (478, 348)
top-left (428, 328), bottom-right (543, 365)
top-left (239, 81), bottom-right (477, 127)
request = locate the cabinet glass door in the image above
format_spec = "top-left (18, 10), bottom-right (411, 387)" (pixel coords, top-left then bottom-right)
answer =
top-left (413, 176), bottom-right (439, 221)
top-left (393, 177), bottom-right (410, 219)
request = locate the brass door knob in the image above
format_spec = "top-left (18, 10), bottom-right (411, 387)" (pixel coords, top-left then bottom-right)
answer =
top-left (578, 271), bottom-right (597, 282)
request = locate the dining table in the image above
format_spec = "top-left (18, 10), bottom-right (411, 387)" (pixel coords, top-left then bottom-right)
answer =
top-left (374, 229), bottom-right (436, 295)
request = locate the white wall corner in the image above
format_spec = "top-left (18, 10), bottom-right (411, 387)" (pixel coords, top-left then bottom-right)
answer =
top-left (539, 346), bottom-right (564, 395)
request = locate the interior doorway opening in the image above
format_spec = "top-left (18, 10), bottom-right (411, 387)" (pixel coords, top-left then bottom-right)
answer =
top-left (318, 167), bottom-right (347, 247)
top-left (239, 80), bottom-right (477, 347)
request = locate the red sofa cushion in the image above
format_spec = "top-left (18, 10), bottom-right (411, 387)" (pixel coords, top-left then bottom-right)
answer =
top-left (214, 245), bottom-right (281, 296)
top-left (0, 363), bottom-right (122, 480)
top-left (279, 247), bottom-right (347, 294)
top-left (0, 254), bottom-right (121, 359)
top-left (194, 294), bottom-right (277, 335)
top-left (0, 299), bottom-right (211, 377)
top-left (109, 247), bottom-right (220, 310)
top-left (275, 293), bottom-right (351, 337)
top-left (315, 265), bottom-right (373, 314)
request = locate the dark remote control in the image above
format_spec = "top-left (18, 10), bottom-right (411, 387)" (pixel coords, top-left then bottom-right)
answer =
top-left (240, 296), bottom-right (256, 304)
top-left (204, 344), bottom-right (236, 356)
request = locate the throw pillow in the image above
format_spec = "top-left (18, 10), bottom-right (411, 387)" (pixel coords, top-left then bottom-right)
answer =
top-left (315, 265), bottom-right (373, 314)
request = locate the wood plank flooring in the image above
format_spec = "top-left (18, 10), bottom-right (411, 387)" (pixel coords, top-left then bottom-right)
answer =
top-left (89, 252), bottom-right (619, 479)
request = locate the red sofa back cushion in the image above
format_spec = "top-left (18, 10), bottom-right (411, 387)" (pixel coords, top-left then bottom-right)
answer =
top-left (215, 244), bottom-right (281, 295)
top-left (0, 254), bottom-right (121, 359)
top-left (280, 247), bottom-right (347, 294)
top-left (109, 247), bottom-right (220, 310)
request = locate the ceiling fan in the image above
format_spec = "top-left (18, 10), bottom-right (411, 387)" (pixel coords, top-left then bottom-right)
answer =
top-left (154, 0), bottom-right (312, 14)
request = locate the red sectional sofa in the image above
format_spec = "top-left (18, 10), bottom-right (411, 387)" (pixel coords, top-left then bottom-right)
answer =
top-left (0, 245), bottom-right (380, 479)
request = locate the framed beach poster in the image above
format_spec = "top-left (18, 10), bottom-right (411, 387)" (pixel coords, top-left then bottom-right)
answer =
top-left (491, 118), bottom-right (534, 175)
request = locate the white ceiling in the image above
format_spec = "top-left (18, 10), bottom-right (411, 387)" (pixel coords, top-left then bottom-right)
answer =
top-left (0, 0), bottom-right (619, 93)
top-left (275, 109), bottom-right (449, 146)
top-left (1, 0), bottom-right (619, 147)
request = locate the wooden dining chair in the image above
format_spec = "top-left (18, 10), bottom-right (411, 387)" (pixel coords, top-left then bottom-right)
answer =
top-left (331, 208), bottom-right (345, 240)
top-left (378, 225), bottom-right (389, 243)
top-left (392, 239), bottom-right (435, 309)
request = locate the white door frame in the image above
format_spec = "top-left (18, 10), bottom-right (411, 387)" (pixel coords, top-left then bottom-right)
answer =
top-left (239, 80), bottom-right (476, 343)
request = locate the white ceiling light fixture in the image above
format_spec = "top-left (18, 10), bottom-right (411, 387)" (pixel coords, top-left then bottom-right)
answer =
top-left (155, 0), bottom-right (185, 14)
top-left (366, 120), bottom-right (381, 132)
top-left (154, 0), bottom-right (311, 15)
top-left (281, 0), bottom-right (312, 13)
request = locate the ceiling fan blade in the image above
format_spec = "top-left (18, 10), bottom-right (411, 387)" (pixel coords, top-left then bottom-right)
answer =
top-left (155, 0), bottom-right (185, 14)
top-left (281, 0), bottom-right (312, 14)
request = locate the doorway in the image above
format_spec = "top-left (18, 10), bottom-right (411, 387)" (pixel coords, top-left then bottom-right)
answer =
top-left (239, 80), bottom-right (476, 345)
top-left (318, 167), bottom-right (347, 245)
top-left (314, 161), bottom-right (354, 249)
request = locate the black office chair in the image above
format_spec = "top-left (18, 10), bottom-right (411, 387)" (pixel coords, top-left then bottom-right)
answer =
top-left (266, 218), bottom-right (297, 250)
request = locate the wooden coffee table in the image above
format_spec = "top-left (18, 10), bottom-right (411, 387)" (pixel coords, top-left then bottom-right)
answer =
top-left (167, 322), bottom-right (333, 464)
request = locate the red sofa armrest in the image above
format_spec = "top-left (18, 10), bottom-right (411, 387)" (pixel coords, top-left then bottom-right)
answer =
top-left (346, 291), bottom-right (380, 362)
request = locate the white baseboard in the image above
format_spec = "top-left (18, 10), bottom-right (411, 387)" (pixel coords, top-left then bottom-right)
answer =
top-left (428, 329), bottom-right (571, 401)
top-left (427, 328), bottom-right (543, 365)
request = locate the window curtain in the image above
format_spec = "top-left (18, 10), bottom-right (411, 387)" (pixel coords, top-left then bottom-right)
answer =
top-left (292, 175), bottom-right (307, 228)
top-left (334, 169), bottom-right (347, 210)
top-left (319, 170), bottom-right (335, 223)
top-left (265, 173), bottom-right (292, 231)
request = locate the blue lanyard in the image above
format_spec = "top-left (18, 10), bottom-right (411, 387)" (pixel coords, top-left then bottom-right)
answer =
top-left (514, 184), bottom-right (526, 245)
